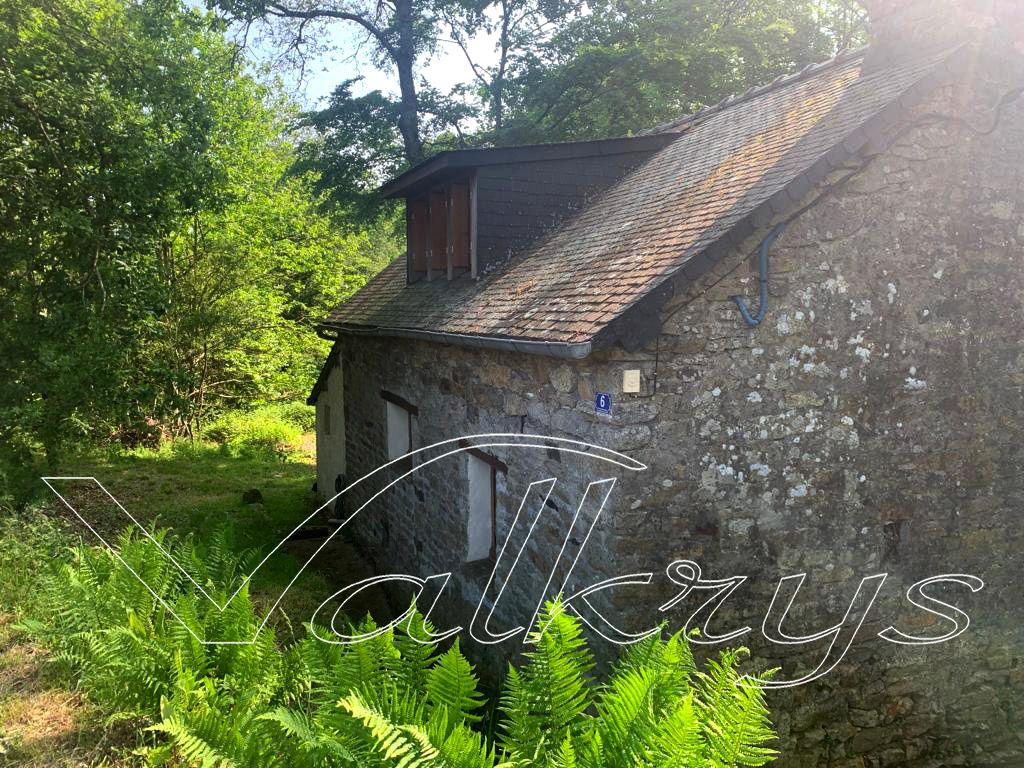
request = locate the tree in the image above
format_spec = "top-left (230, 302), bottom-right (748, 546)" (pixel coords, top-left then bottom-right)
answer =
top-left (497, 0), bottom-right (868, 144)
top-left (0, 0), bottom-right (233, 467)
top-left (439, 0), bottom-right (584, 135)
top-left (0, 0), bottom-right (394, 491)
top-left (145, 85), bottom-right (397, 437)
top-left (213, 0), bottom-right (443, 165)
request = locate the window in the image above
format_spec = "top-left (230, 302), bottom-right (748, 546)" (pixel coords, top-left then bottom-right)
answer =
top-left (407, 178), bottom-right (473, 283)
top-left (386, 401), bottom-right (410, 459)
top-left (464, 447), bottom-right (507, 563)
top-left (382, 390), bottom-right (417, 462)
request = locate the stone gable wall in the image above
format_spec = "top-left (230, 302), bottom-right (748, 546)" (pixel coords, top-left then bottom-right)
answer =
top-left (614, 60), bottom-right (1024, 767)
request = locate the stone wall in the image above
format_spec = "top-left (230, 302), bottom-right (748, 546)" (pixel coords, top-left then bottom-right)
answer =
top-left (613, 56), bottom-right (1024, 767)
top-left (322, 332), bottom-right (652, 680)
top-left (315, 51), bottom-right (1024, 767)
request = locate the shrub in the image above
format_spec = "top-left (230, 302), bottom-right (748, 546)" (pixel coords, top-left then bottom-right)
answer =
top-left (0, 425), bottom-right (49, 509)
top-left (202, 404), bottom-right (312, 457)
top-left (260, 402), bottom-right (317, 433)
top-left (27, 528), bottom-right (778, 767)
top-left (0, 509), bottom-right (69, 613)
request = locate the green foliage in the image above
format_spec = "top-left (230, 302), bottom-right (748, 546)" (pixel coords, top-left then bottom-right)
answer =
top-left (26, 527), bottom-right (778, 767)
top-left (497, 0), bottom-right (868, 144)
top-left (0, 0), bottom-right (397, 490)
top-left (0, 510), bottom-right (69, 615)
top-left (263, 402), bottom-right (319, 434)
top-left (291, 81), bottom-right (405, 223)
top-left (1, 0), bottom-right (220, 464)
top-left (202, 403), bottom-right (314, 458)
top-left (499, 604), bottom-right (595, 757)
top-left (292, 81), bottom-right (477, 223)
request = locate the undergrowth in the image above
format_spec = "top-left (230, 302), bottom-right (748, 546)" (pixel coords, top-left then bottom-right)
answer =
top-left (17, 527), bottom-right (779, 767)
top-left (201, 404), bottom-right (314, 459)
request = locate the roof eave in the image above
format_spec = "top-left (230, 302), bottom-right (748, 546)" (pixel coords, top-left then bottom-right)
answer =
top-left (379, 134), bottom-right (679, 199)
top-left (316, 322), bottom-right (593, 359)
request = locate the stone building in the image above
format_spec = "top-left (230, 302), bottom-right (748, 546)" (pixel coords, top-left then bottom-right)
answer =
top-left (309, 3), bottom-right (1024, 765)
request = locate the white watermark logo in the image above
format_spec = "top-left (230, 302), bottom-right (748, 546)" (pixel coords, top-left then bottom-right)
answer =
top-left (43, 433), bottom-right (984, 689)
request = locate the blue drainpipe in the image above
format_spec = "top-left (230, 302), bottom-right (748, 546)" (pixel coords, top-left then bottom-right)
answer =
top-left (731, 222), bottom-right (787, 327)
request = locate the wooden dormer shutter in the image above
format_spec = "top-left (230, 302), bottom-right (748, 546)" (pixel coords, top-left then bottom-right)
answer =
top-left (406, 176), bottom-right (474, 283)
top-left (448, 182), bottom-right (470, 275)
top-left (408, 198), bottom-right (428, 276)
top-left (428, 190), bottom-right (447, 275)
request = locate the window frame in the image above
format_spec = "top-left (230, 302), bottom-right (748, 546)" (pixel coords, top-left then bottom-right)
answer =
top-left (462, 443), bottom-right (507, 563)
top-left (381, 390), bottom-right (417, 468)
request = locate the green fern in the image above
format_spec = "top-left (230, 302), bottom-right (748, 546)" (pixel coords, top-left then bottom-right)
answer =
top-left (426, 640), bottom-right (485, 729)
top-left (499, 600), bottom-right (595, 760)
top-left (27, 527), bottom-right (779, 768)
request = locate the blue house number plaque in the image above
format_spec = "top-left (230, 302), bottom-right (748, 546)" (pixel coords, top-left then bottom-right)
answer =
top-left (595, 392), bottom-right (612, 415)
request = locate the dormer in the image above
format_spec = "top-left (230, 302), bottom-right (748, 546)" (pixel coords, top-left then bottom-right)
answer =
top-left (379, 135), bottom-right (677, 284)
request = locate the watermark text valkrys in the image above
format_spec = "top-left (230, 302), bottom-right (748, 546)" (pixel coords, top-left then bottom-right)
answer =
top-left (44, 434), bottom-right (984, 690)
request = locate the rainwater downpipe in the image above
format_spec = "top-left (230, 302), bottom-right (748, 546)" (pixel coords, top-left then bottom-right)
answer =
top-left (731, 222), bottom-right (787, 327)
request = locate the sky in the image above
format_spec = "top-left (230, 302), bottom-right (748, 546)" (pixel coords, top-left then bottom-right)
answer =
top-left (247, 15), bottom-right (500, 107)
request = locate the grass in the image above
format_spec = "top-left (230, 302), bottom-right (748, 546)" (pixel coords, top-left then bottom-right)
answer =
top-left (0, 433), bottom-right (378, 766)
top-left (0, 613), bottom-right (129, 767)
top-left (31, 440), bottom-right (330, 614)
top-left (54, 441), bottom-right (317, 542)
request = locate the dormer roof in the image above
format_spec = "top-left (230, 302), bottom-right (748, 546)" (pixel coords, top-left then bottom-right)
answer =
top-left (379, 134), bottom-right (679, 199)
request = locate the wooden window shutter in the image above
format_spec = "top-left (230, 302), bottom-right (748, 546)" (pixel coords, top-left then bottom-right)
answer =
top-left (428, 190), bottom-right (447, 273)
top-left (447, 182), bottom-right (471, 275)
top-left (408, 198), bottom-right (428, 274)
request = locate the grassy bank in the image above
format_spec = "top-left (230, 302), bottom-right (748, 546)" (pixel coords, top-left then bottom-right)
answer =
top-left (0, 430), bottom-right (331, 765)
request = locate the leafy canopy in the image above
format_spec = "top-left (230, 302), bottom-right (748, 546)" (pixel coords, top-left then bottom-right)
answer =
top-left (0, 0), bottom-right (396, 497)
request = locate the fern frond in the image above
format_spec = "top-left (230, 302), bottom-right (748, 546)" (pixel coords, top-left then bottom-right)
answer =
top-left (499, 600), bottom-right (595, 762)
top-left (426, 640), bottom-right (485, 730)
top-left (340, 692), bottom-right (439, 766)
top-left (258, 706), bottom-right (357, 764)
top-left (649, 691), bottom-right (703, 768)
top-left (697, 650), bottom-right (778, 767)
top-left (592, 666), bottom-right (657, 766)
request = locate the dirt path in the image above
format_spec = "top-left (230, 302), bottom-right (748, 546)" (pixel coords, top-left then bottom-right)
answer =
top-left (0, 615), bottom-right (133, 767)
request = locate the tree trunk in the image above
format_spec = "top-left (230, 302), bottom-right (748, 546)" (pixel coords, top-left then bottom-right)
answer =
top-left (394, 0), bottom-right (423, 163)
top-left (493, 0), bottom-right (510, 133)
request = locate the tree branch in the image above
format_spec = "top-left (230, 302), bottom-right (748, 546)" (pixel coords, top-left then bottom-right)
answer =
top-left (264, 2), bottom-right (397, 57)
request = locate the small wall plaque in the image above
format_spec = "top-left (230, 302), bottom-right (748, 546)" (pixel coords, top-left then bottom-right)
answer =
top-left (623, 369), bottom-right (641, 393)
top-left (596, 392), bottom-right (612, 415)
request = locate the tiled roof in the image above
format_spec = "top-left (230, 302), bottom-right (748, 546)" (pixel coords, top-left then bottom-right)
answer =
top-left (319, 45), bottom-right (962, 353)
